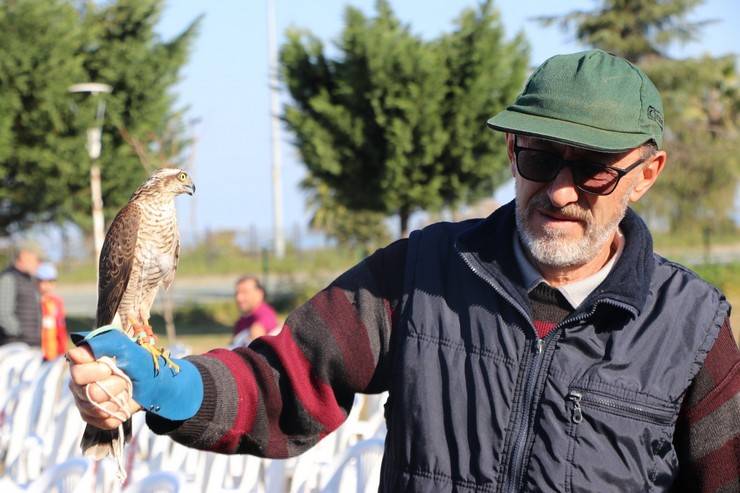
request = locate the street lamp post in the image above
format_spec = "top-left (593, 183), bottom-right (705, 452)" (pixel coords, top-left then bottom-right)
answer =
top-left (68, 83), bottom-right (113, 269)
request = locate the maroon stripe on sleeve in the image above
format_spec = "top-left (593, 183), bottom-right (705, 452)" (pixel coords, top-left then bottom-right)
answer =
top-left (694, 439), bottom-right (739, 493)
top-left (265, 323), bottom-right (346, 431)
top-left (686, 362), bottom-right (740, 424)
top-left (236, 343), bottom-right (291, 458)
top-left (704, 320), bottom-right (739, 384)
top-left (685, 321), bottom-right (740, 423)
top-left (310, 285), bottom-right (376, 391)
top-left (204, 349), bottom-right (258, 451)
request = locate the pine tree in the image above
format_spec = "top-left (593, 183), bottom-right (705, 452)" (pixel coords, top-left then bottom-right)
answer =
top-left (0, 0), bottom-right (201, 235)
top-left (436, 0), bottom-right (529, 210)
top-left (281, 0), bottom-right (528, 237)
top-left (0, 0), bottom-right (87, 233)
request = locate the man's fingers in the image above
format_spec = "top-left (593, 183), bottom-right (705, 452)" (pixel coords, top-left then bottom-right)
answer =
top-left (72, 388), bottom-right (138, 422)
top-left (66, 345), bottom-right (95, 364)
top-left (69, 361), bottom-right (113, 386)
top-left (84, 377), bottom-right (129, 404)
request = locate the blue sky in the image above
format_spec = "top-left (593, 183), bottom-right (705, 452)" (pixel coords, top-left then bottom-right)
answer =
top-left (156, 0), bottom-right (739, 245)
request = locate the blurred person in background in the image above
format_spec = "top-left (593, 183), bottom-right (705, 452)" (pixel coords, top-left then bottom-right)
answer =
top-left (232, 275), bottom-right (279, 346)
top-left (0, 241), bottom-right (42, 347)
top-left (67, 51), bottom-right (738, 492)
top-left (37, 262), bottom-right (68, 361)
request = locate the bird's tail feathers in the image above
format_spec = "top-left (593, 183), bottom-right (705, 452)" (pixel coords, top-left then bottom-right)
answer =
top-left (81, 420), bottom-right (132, 482)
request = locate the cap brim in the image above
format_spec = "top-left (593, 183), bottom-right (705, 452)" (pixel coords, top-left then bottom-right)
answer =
top-left (487, 109), bottom-right (652, 153)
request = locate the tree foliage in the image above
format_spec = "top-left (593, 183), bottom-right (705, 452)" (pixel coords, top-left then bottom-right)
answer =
top-left (640, 55), bottom-right (739, 232)
top-left (281, 0), bottom-right (528, 237)
top-left (436, 1), bottom-right (529, 208)
top-left (0, 0), bottom-right (201, 235)
top-left (303, 176), bottom-right (391, 253)
top-left (0, 0), bottom-right (86, 233)
top-left (537, 0), bottom-right (739, 233)
top-left (535, 0), bottom-right (710, 64)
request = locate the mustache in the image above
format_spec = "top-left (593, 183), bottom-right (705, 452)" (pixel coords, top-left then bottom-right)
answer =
top-left (527, 193), bottom-right (592, 222)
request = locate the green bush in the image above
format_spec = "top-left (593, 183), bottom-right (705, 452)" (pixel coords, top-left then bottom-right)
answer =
top-left (689, 262), bottom-right (740, 295)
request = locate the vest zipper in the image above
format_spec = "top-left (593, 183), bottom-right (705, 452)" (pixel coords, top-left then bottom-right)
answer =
top-left (456, 246), bottom-right (638, 493)
top-left (568, 389), bottom-right (674, 425)
top-left (503, 334), bottom-right (555, 493)
top-left (568, 391), bottom-right (583, 423)
top-left (456, 247), bottom-right (546, 493)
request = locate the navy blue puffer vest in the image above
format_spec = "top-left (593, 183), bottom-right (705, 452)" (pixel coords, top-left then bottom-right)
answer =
top-left (379, 202), bottom-right (728, 492)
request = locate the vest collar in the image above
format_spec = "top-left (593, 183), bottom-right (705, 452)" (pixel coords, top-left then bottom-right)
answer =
top-left (456, 200), bottom-right (655, 320)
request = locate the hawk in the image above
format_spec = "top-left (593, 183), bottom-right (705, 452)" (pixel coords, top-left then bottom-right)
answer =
top-left (81, 167), bottom-right (195, 461)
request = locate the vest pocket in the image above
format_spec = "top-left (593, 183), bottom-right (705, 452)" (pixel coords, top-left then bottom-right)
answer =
top-left (564, 388), bottom-right (677, 493)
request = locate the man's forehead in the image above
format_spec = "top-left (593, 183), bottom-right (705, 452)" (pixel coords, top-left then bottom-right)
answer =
top-left (238, 279), bottom-right (257, 289)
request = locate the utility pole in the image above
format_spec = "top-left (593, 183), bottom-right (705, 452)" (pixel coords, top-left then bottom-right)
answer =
top-left (267, 0), bottom-right (285, 258)
top-left (68, 83), bottom-right (113, 271)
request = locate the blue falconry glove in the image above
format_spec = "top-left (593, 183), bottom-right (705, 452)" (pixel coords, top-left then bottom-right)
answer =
top-left (71, 326), bottom-right (203, 421)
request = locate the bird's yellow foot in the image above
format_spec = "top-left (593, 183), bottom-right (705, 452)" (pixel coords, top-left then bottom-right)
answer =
top-left (160, 350), bottom-right (180, 374)
top-left (134, 333), bottom-right (180, 375)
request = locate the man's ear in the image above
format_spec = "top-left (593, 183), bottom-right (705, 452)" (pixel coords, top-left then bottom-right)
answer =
top-left (630, 150), bottom-right (667, 202)
top-left (505, 133), bottom-right (516, 176)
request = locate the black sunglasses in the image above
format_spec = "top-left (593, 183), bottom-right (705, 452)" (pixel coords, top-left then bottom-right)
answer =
top-left (513, 137), bottom-right (646, 196)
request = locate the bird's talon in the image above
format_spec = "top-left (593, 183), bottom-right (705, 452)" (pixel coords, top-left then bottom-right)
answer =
top-left (160, 349), bottom-right (181, 374)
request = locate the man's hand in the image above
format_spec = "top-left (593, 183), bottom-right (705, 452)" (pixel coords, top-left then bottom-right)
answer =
top-left (67, 345), bottom-right (142, 430)
top-left (68, 327), bottom-right (203, 422)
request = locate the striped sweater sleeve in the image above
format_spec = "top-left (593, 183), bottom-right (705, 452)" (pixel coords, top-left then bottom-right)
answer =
top-left (673, 317), bottom-right (740, 493)
top-left (146, 239), bottom-right (408, 458)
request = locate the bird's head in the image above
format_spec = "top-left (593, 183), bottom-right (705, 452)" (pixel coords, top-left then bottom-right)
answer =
top-left (133, 168), bottom-right (196, 200)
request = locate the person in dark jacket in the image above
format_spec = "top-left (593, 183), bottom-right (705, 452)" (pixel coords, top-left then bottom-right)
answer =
top-left (67, 50), bottom-right (738, 492)
top-left (0, 241), bottom-right (42, 347)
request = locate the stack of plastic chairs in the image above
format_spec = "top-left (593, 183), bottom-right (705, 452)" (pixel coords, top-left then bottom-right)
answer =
top-left (0, 344), bottom-right (392, 493)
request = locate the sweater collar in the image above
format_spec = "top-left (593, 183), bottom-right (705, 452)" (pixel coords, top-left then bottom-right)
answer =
top-left (457, 200), bottom-right (655, 319)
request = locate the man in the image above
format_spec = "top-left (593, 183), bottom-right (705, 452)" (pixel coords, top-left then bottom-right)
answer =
top-left (37, 262), bottom-right (68, 361)
top-left (0, 241), bottom-right (42, 347)
top-left (232, 275), bottom-right (279, 344)
top-left (68, 50), bottom-right (738, 492)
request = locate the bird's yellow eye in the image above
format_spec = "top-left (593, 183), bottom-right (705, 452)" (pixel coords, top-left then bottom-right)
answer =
top-left (178, 172), bottom-right (187, 181)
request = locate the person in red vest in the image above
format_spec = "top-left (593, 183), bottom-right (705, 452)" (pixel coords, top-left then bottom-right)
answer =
top-left (37, 262), bottom-right (68, 361)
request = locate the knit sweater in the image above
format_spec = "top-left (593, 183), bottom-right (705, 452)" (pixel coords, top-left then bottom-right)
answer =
top-left (147, 239), bottom-right (739, 492)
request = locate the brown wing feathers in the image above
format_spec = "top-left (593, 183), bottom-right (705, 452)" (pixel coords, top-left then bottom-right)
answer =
top-left (95, 203), bottom-right (140, 327)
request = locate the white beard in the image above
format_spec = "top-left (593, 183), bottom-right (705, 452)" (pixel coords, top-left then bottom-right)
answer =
top-left (515, 189), bottom-right (632, 268)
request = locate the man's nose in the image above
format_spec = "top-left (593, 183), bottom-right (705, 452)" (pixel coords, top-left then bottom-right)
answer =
top-left (546, 166), bottom-right (580, 207)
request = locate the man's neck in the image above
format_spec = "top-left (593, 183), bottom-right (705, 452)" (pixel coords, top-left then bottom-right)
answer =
top-left (528, 234), bottom-right (621, 288)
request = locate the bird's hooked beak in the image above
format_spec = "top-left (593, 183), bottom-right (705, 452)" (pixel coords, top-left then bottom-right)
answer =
top-left (186, 182), bottom-right (196, 196)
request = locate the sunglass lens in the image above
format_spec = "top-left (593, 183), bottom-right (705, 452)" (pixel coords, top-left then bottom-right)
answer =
top-left (573, 164), bottom-right (619, 194)
top-left (517, 150), bottom-right (557, 182)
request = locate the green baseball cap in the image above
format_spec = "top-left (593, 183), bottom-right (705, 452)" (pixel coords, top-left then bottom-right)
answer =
top-left (487, 49), bottom-right (664, 152)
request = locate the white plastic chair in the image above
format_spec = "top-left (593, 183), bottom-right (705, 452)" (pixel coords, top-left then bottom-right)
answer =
top-left (288, 433), bottom-right (339, 493)
top-left (45, 394), bottom-right (86, 467)
top-left (122, 470), bottom-right (185, 493)
top-left (264, 458), bottom-right (290, 493)
top-left (0, 476), bottom-right (25, 493)
top-left (3, 357), bottom-right (73, 483)
top-left (321, 438), bottom-right (385, 493)
top-left (201, 452), bottom-right (265, 493)
top-left (25, 457), bottom-right (94, 493)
